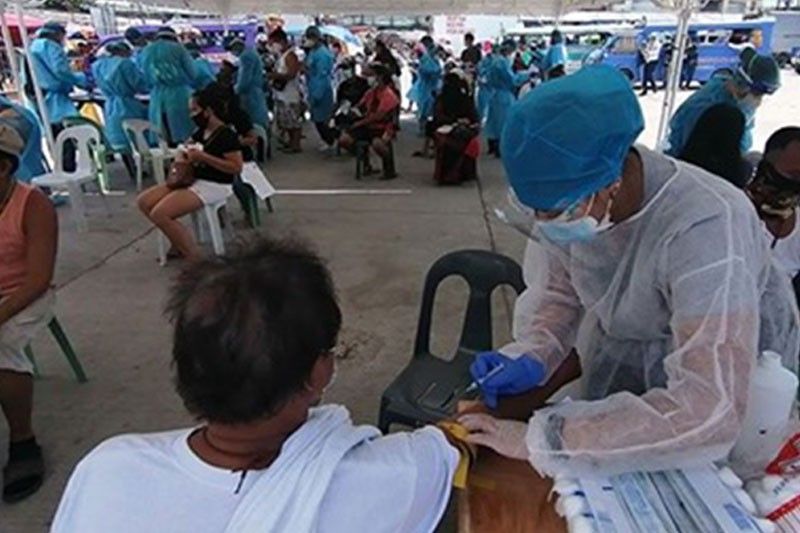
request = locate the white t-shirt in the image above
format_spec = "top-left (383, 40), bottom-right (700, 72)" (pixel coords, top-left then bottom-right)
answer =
top-left (51, 424), bottom-right (457, 533)
top-left (274, 50), bottom-right (302, 104)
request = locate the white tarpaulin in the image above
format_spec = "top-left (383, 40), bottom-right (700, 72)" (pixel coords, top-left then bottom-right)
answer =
top-left (141, 0), bottom-right (618, 16)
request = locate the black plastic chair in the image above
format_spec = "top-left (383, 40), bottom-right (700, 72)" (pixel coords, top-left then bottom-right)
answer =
top-left (377, 249), bottom-right (525, 433)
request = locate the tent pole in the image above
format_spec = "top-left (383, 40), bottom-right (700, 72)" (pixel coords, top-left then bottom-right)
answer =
top-left (0, 2), bottom-right (22, 96)
top-left (655, 0), bottom-right (692, 150)
top-left (15, 0), bottom-right (55, 158)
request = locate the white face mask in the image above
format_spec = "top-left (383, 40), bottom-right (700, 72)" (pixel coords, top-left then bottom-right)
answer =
top-left (367, 76), bottom-right (378, 87)
top-left (740, 92), bottom-right (763, 115)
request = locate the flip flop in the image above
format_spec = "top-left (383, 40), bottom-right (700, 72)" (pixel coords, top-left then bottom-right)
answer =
top-left (3, 452), bottom-right (44, 504)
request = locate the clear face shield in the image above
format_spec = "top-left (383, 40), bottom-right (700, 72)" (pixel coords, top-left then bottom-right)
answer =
top-left (494, 186), bottom-right (615, 246)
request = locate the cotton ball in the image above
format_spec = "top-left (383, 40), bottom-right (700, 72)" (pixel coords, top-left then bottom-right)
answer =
top-left (568, 515), bottom-right (595, 533)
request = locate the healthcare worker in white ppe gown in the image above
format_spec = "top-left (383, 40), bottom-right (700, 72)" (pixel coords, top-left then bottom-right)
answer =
top-left (460, 65), bottom-right (800, 477)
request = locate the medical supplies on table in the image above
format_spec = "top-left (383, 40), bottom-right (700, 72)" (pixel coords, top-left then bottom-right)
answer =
top-left (552, 465), bottom-right (773, 532)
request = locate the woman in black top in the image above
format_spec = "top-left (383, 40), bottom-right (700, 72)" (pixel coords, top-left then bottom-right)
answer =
top-left (137, 84), bottom-right (243, 260)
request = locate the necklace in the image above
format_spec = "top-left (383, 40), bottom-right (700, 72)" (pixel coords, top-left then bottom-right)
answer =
top-left (199, 427), bottom-right (277, 495)
top-left (0, 180), bottom-right (16, 217)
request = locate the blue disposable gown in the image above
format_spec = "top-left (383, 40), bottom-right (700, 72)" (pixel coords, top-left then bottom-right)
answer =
top-left (192, 57), bottom-right (216, 90)
top-left (0, 95), bottom-right (44, 182)
top-left (92, 56), bottom-right (148, 149)
top-left (139, 40), bottom-right (197, 144)
top-left (484, 55), bottom-right (527, 140)
top-left (28, 37), bottom-right (87, 125)
top-left (235, 48), bottom-right (268, 127)
top-left (542, 43), bottom-right (567, 73)
top-left (411, 50), bottom-right (442, 122)
top-left (305, 45), bottom-right (335, 123)
top-left (667, 76), bottom-right (754, 156)
top-left (475, 54), bottom-right (495, 122)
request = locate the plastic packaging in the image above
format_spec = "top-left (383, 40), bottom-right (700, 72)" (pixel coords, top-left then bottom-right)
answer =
top-left (731, 351), bottom-right (798, 473)
top-left (746, 474), bottom-right (800, 532)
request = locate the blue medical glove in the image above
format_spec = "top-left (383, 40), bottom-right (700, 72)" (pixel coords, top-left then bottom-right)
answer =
top-left (469, 351), bottom-right (546, 408)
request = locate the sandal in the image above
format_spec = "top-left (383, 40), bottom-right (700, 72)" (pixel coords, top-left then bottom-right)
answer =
top-left (3, 448), bottom-right (44, 504)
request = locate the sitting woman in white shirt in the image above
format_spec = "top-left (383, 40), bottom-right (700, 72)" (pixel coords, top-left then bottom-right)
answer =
top-left (52, 238), bottom-right (458, 533)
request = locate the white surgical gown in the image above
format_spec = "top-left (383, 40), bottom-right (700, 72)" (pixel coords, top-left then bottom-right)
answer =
top-left (503, 146), bottom-right (800, 477)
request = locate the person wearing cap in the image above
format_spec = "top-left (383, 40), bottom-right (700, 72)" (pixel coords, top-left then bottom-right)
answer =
top-left (227, 38), bottom-right (268, 131)
top-left (0, 96), bottom-right (44, 183)
top-left (303, 26), bottom-right (337, 152)
top-left (185, 43), bottom-right (216, 90)
top-left (456, 65), bottom-right (799, 478)
top-left (483, 38), bottom-right (528, 158)
top-left (91, 41), bottom-right (148, 160)
top-left (139, 28), bottom-right (198, 145)
top-left (667, 48), bottom-right (781, 157)
top-left (0, 123), bottom-right (58, 502)
top-left (28, 21), bottom-right (89, 172)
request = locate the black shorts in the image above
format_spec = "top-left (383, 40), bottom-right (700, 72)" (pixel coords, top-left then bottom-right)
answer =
top-left (348, 126), bottom-right (382, 143)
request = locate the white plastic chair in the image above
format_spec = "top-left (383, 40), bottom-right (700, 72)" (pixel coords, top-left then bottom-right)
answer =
top-left (252, 124), bottom-right (270, 164)
top-left (156, 190), bottom-right (233, 266)
top-left (32, 125), bottom-right (106, 232)
top-left (122, 119), bottom-right (177, 190)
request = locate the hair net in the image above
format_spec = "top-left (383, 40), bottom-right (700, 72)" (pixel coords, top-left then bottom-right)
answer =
top-left (498, 146), bottom-right (800, 477)
top-left (305, 26), bottom-right (322, 40)
top-left (43, 21), bottom-right (65, 34)
top-left (737, 50), bottom-right (780, 94)
top-left (500, 65), bottom-right (644, 211)
top-left (550, 29), bottom-right (563, 44)
top-left (0, 123), bottom-right (24, 158)
top-left (106, 41), bottom-right (131, 55)
top-left (124, 27), bottom-right (143, 41)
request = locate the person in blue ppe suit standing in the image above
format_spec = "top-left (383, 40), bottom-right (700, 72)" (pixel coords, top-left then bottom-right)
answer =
top-left (412, 36), bottom-right (443, 135)
top-left (185, 43), bottom-right (216, 90)
top-left (541, 29), bottom-right (567, 81)
top-left (475, 47), bottom-right (495, 129)
top-left (124, 27), bottom-right (148, 73)
top-left (484, 39), bottom-right (528, 157)
top-left (28, 22), bottom-right (88, 172)
top-left (0, 96), bottom-right (44, 182)
top-left (667, 48), bottom-right (780, 157)
top-left (303, 26), bottom-right (337, 151)
top-left (92, 41), bottom-right (147, 150)
top-left (227, 39), bottom-right (268, 130)
top-left (92, 41), bottom-right (148, 179)
top-left (456, 65), bottom-right (800, 478)
top-left (139, 28), bottom-right (197, 145)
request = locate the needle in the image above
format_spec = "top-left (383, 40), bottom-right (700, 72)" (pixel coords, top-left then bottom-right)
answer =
top-left (460, 362), bottom-right (507, 397)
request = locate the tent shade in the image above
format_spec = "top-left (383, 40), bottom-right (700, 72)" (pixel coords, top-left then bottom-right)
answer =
top-left (124, 0), bottom-right (618, 17)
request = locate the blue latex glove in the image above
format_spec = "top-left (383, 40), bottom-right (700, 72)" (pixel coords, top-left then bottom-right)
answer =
top-left (469, 351), bottom-right (546, 408)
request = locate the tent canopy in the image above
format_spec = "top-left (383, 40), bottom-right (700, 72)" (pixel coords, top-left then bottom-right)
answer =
top-left (126, 0), bottom-right (616, 17)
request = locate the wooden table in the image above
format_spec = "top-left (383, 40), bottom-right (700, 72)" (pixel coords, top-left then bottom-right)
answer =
top-left (458, 449), bottom-right (567, 533)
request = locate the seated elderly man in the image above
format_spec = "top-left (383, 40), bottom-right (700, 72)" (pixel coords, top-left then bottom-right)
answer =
top-left (52, 238), bottom-right (457, 532)
top-left (338, 63), bottom-right (400, 180)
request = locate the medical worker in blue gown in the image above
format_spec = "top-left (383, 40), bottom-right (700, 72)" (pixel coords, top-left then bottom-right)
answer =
top-left (92, 41), bottom-right (148, 178)
top-left (456, 65), bottom-right (799, 479)
top-left (139, 28), bottom-right (197, 145)
top-left (228, 39), bottom-right (268, 129)
top-left (303, 27), bottom-right (337, 150)
top-left (413, 36), bottom-right (442, 133)
top-left (0, 96), bottom-right (44, 182)
top-left (541, 29), bottom-right (567, 80)
top-left (484, 39), bottom-right (527, 157)
top-left (667, 48), bottom-right (780, 157)
top-left (475, 47), bottom-right (495, 131)
top-left (185, 43), bottom-right (216, 91)
top-left (28, 22), bottom-right (88, 171)
top-left (92, 42), bottom-right (148, 150)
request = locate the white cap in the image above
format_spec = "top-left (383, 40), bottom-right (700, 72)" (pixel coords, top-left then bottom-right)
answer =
top-left (0, 123), bottom-right (24, 158)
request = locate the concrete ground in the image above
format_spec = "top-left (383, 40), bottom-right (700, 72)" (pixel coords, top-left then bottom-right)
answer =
top-left (1, 74), bottom-right (798, 531)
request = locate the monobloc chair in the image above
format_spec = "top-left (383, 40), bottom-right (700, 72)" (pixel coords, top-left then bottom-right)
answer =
top-left (377, 249), bottom-right (525, 433)
top-left (252, 124), bottom-right (270, 164)
top-left (122, 119), bottom-right (177, 190)
top-left (24, 317), bottom-right (87, 383)
top-left (155, 192), bottom-right (233, 266)
top-left (32, 125), bottom-right (107, 232)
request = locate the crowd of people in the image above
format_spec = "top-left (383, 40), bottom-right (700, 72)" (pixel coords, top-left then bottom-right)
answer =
top-left (1, 15), bottom-right (800, 532)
